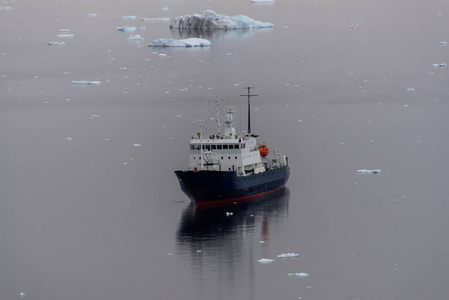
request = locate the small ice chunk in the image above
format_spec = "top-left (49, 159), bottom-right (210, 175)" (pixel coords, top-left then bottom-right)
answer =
top-left (133, 144), bottom-right (141, 147)
top-left (405, 88), bottom-right (415, 91)
top-left (162, 7), bottom-right (169, 11)
top-left (20, 292), bottom-right (26, 298)
top-left (356, 169), bottom-right (381, 174)
top-left (196, 250), bottom-right (202, 253)
top-left (72, 80), bottom-right (101, 85)
top-left (148, 38), bottom-right (211, 47)
top-left (277, 252), bottom-right (299, 258)
top-left (439, 41), bottom-right (447, 46)
top-left (142, 17), bottom-right (170, 22)
top-left (57, 34), bottom-right (74, 38)
top-left (226, 212), bottom-right (233, 216)
top-left (88, 13), bottom-right (97, 17)
top-left (58, 29), bottom-right (70, 32)
top-left (126, 34), bottom-right (144, 41)
top-left (118, 27), bottom-right (136, 33)
top-left (257, 258), bottom-right (274, 263)
top-left (66, 137), bottom-right (72, 141)
top-left (122, 15), bottom-right (137, 20)
top-left (287, 272), bottom-right (309, 278)
top-left (433, 63), bottom-right (447, 68)
top-left (48, 41), bottom-right (65, 45)
top-left (259, 241), bottom-right (265, 243)
top-left (251, 0), bottom-right (275, 2)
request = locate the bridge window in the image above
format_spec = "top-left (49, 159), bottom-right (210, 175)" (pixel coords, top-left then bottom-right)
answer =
top-left (217, 145), bottom-right (222, 150)
top-left (223, 145), bottom-right (228, 149)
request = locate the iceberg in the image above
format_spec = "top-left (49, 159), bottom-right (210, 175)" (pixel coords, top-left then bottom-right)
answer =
top-left (277, 252), bottom-right (299, 258)
top-left (356, 169), bottom-right (381, 174)
top-left (170, 9), bottom-right (274, 29)
top-left (118, 27), bottom-right (137, 33)
top-left (142, 17), bottom-right (170, 22)
top-left (148, 38), bottom-right (211, 47)
top-left (287, 272), bottom-right (309, 278)
top-left (257, 258), bottom-right (274, 263)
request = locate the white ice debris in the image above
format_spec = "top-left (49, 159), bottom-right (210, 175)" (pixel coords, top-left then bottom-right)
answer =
top-left (118, 27), bottom-right (136, 33)
top-left (122, 15), bottom-right (137, 20)
top-left (439, 41), bottom-right (447, 46)
top-left (251, 0), bottom-right (275, 2)
top-left (142, 17), bottom-right (170, 22)
top-left (133, 144), bottom-right (141, 147)
top-left (72, 80), bottom-right (101, 85)
top-left (405, 88), bottom-right (415, 91)
top-left (433, 63), bottom-right (447, 68)
top-left (287, 272), bottom-right (309, 278)
top-left (48, 42), bottom-right (65, 45)
top-left (277, 252), bottom-right (299, 258)
top-left (58, 29), bottom-right (70, 32)
top-left (257, 258), bottom-right (274, 263)
top-left (357, 169), bottom-right (381, 174)
top-left (162, 7), bottom-right (169, 11)
top-left (226, 212), bottom-right (233, 216)
top-left (170, 9), bottom-right (274, 29)
top-left (126, 34), bottom-right (144, 41)
top-left (57, 34), bottom-right (74, 38)
top-left (148, 38), bottom-right (211, 47)
top-left (20, 292), bottom-right (26, 298)
top-left (88, 13), bottom-right (97, 17)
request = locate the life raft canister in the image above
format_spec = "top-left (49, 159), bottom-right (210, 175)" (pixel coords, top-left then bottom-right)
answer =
top-left (258, 145), bottom-right (269, 157)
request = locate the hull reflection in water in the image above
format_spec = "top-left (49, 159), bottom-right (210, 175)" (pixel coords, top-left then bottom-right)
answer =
top-left (175, 189), bottom-right (290, 299)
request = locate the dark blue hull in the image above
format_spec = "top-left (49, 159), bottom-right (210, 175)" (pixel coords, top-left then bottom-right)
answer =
top-left (174, 166), bottom-right (290, 207)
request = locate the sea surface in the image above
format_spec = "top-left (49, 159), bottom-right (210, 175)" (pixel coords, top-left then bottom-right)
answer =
top-left (1, 0), bottom-right (449, 299)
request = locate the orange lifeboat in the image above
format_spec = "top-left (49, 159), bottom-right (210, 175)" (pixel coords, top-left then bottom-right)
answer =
top-left (258, 145), bottom-right (269, 157)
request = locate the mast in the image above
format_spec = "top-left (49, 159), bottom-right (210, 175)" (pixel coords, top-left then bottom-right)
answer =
top-left (240, 87), bottom-right (258, 135)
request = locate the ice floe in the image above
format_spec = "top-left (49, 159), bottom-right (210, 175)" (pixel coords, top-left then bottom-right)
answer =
top-left (57, 34), bottom-right (74, 38)
top-left (277, 252), bottom-right (299, 258)
top-left (142, 17), bottom-right (170, 22)
top-left (126, 34), bottom-right (144, 41)
top-left (287, 272), bottom-right (309, 278)
top-left (257, 258), bottom-right (274, 263)
top-left (226, 212), bottom-right (233, 216)
top-left (48, 42), bottom-right (65, 46)
top-left (148, 38), bottom-right (211, 47)
top-left (170, 9), bottom-right (274, 29)
top-left (122, 15), bottom-right (137, 20)
top-left (88, 13), bottom-right (97, 17)
top-left (433, 63), bottom-right (447, 68)
top-left (251, 0), bottom-right (275, 2)
top-left (72, 80), bottom-right (101, 85)
top-left (118, 27), bottom-right (136, 33)
top-left (356, 169), bottom-right (381, 174)
top-left (405, 88), bottom-right (415, 92)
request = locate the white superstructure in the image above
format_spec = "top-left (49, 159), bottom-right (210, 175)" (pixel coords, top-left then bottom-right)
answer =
top-left (187, 103), bottom-right (287, 176)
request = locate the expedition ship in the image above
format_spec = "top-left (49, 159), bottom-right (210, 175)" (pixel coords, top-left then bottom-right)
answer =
top-left (175, 87), bottom-right (290, 208)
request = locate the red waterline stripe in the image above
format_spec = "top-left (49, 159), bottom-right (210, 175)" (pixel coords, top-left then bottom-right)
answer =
top-left (195, 187), bottom-right (284, 209)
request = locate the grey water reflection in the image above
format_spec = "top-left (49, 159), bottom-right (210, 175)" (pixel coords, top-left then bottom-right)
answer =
top-left (176, 189), bottom-right (289, 298)
top-left (170, 27), bottom-right (273, 42)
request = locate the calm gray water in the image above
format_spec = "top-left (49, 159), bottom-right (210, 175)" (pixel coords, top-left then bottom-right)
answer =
top-left (1, 0), bottom-right (449, 299)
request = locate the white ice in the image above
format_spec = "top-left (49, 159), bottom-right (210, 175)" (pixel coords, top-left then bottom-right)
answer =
top-left (257, 258), bottom-right (274, 263)
top-left (356, 169), bottom-right (381, 174)
top-left (88, 13), bottom-right (97, 17)
top-left (48, 42), bottom-right (65, 45)
top-left (287, 272), bottom-right (309, 278)
top-left (148, 38), bottom-right (211, 47)
top-left (57, 34), bottom-right (74, 38)
top-left (122, 15), bottom-right (137, 20)
top-left (142, 17), bottom-right (170, 22)
top-left (72, 80), bottom-right (101, 85)
top-left (251, 0), bottom-right (275, 2)
top-left (277, 252), bottom-right (299, 258)
top-left (119, 27), bottom-right (137, 33)
top-left (433, 63), bottom-right (447, 68)
top-left (126, 34), bottom-right (144, 41)
top-left (170, 9), bottom-right (274, 29)
top-left (226, 212), bottom-right (233, 216)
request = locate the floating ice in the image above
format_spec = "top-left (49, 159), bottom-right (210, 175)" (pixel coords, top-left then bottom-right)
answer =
top-left (257, 258), bottom-right (274, 263)
top-left (88, 13), bottom-right (97, 17)
top-left (72, 80), bottom-right (101, 85)
top-left (20, 292), bottom-right (26, 298)
top-left (439, 41), bottom-right (448, 46)
top-left (133, 144), bottom-right (141, 147)
top-left (118, 27), bottom-right (136, 33)
top-left (58, 29), bottom-right (70, 32)
top-left (226, 212), bottom-right (233, 216)
top-left (48, 41), bottom-right (65, 45)
top-left (433, 63), bottom-right (447, 68)
top-left (288, 272), bottom-right (309, 278)
top-left (122, 15), bottom-right (137, 20)
top-left (57, 34), bottom-right (74, 38)
top-left (405, 88), bottom-right (415, 91)
top-left (162, 7), bottom-right (169, 11)
top-left (148, 38), bottom-right (211, 47)
top-left (126, 34), bottom-right (144, 41)
top-left (142, 17), bottom-right (170, 21)
top-left (251, 0), bottom-right (275, 2)
top-left (170, 9), bottom-right (274, 29)
top-left (356, 169), bottom-right (381, 174)
top-left (277, 252), bottom-right (299, 258)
